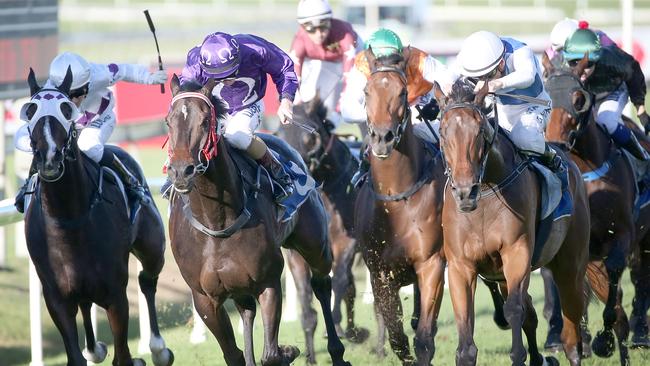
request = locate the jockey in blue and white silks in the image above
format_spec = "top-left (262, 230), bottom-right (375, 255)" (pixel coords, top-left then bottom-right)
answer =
top-left (179, 32), bottom-right (299, 202)
top-left (456, 31), bottom-right (561, 171)
top-left (14, 52), bottom-right (168, 212)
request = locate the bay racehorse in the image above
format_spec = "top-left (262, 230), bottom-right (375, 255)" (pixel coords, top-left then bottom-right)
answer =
top-left (165, 75), bottom-right (350, 366)
top-left (543, 53), bottom-right (650, 364)
top-left (433, 79), bottom-right (590, 366)
top-left (277, 96), bottom-right (369, 363)
top-left (23, 68), bottom-right (172, 366)
top-left (355, 47), bottom-right (447, 365)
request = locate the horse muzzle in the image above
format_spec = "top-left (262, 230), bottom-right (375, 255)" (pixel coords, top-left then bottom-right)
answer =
top-left (368, 126), bottom-right (398, 159)
top-left (168, 163), bottom-right (198, 193)
top-left (37, 161), bottom-right (64, 182)
top-left (451, 183), bottom-right (480, 212)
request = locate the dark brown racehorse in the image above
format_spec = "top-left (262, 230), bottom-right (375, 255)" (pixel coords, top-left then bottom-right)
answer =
top-left (354, 47), bottom-right (447, 365)
top-left (544, 53), bottom-right (650, 363)
top-left (165, 75), bottom-right (350, 366)
top-left (23, 69), bottom-right (172, 366)
top-left (277, 96), bottom-right (369, 363)
top-left (433, 79), bottom-right (590, 366)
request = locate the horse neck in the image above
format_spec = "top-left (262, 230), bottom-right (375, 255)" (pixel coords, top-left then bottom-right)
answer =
top-left (482, 133), bottom-right (517, 185)
top-left (571, 118), bottom-right (611, 168)
top-left (40, 150), bottom-right (94, 219)
top-left (369, 123), bottom-right (425, 194)
top-left (188, 139), bottom-right (245, 219)
top-left (319, 137), bottom-right (355, 191)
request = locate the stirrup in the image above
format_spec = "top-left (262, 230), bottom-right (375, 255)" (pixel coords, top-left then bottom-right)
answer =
top-left (130, 184), bottom-right (151, 205)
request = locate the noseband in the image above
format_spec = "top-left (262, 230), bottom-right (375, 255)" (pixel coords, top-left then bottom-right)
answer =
top-left (440, 102), bottom-right (497, 190)
top-left (546, 72), bottom-right (594, 149)
top-left (367, 66), bottom-right (410, 148)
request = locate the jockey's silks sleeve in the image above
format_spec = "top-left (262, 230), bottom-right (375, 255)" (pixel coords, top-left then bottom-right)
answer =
top-left (251, 35), bottom-right (298, 101)
top-left (497, 46), bottom-right (537, 90)
top-left (92, 63), bottom-right (155, 88)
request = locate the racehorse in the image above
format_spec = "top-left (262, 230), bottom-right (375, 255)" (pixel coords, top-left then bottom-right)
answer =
top-left (277, 96), bottom-right (369, 363)
top-left (23, 68), bottom-right (173, 366)
top-left (433, 79), bottom-right (590, 366)
top-left (165, 75), bottom-right (350, 366)
top-left (543, 53), bottom-right (650, 363)
top-left (354, 47), bottom-right (447, 365)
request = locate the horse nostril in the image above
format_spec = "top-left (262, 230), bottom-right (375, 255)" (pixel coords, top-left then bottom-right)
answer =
top-left (183, 165), bottom-right (195, 177)
top-left (384, 131), bottom-right (394, 143)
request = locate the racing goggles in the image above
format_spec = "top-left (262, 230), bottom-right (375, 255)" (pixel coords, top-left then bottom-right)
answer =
top-left (303, 19), bottom-right (331, 33)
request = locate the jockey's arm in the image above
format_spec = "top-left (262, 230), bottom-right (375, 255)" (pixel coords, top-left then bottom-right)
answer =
top-left (495, 46), bottom-right (537, 91)
top-left (288, 37), bottom-right (305, 80)
top-left (260, 42), bottom-right (298, 102)
top-left (339, 67), bottom-right (367, 123)
top-left (99, 63), bottom-right (166, 87)
top-left (421, 55), bottom-right (458, 95)
top-left (620, 50), bottom-right (647, 110)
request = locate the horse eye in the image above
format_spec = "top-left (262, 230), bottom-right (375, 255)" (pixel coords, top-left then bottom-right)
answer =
top-left (60, 102), bottom-right (73, 120)
top-left (26, 103), bottom-right (38, 120)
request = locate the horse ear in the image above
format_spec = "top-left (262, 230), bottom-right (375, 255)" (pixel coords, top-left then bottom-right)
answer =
top-left (473, 79), bottom-right (489, 106)
top-left (27, 68), bottom-right (41, 96)
top-left (58, 66), bottom-right (73, 95)
top-left (542, 51), bottom-right (554, 77)
top-left (170, 74), bottom-right (181, 96)
top-left (400, 46), bottom-right (411, 70)
top-left (431, 81), bottom-right (448, 111)
top-left (365, 46), bottom-right (377, 72)
top-left (201, 79), bottom-right (217, 97)
top-left (572, 53), bottom-right (590, 78)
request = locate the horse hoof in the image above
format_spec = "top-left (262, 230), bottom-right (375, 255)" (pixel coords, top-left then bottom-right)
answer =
top-left (493, 312), bottom-right (510, 330)
top-left (581, 341), bottom-right (593, 358)
top-left (345, 326), bottom-right (370, 344)
top-left (152, 348), bottom-right (174, 366)
top-left (279, 345), bottom-right (300, 365)
top-left (631, 333), bottom-right (650, 349)
top-left (543, 355), bottom-right (560, 366)
top-left (543, 333), bottom-right (563, 353)
top-left (370, 347), bottom-right (386, 359)
top-left (133, 358), bottom-right (146, 366)
top-left (592, 330), bottom-right (616, 358)
top-left (82, 341), bottom-right (108, 363)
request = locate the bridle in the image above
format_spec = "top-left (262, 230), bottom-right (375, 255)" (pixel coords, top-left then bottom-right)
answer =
top-left (439, 101), bottom-right (498, 191)
top-left (366, 65), bottom-right (411, 148)
top-left (305, 124), bottom-right (336, 172)
top-left (546, 71), bottom-right (593, 150)
top-left (169, 92), bottom-right (220, 175)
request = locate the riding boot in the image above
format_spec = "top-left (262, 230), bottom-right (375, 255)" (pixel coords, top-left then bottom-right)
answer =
top-left (611, 124), bottom-right (650, 161)
top-left (14, 160), bottom-right (37, 214)
top-left (102, 152), bottom-right (151, 205)
top-left (538, 144), bottom-right (563, 173)
top-left (257, 149), bottom-right (294, 202)
top-left (351, 154), bottom-right (370, 188)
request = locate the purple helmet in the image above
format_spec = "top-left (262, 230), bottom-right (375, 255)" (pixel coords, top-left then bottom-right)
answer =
top-left (199, 32), bottom-right (241, 79)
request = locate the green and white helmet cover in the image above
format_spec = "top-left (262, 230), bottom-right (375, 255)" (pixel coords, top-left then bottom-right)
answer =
top-left (365, 28), bottom-right (403, 58)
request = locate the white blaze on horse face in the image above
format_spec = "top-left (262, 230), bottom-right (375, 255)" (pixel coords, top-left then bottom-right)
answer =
top-left (44, 120), bottom-right (58, 162)
top-left (381, 77), bottom-right (388, 86)
top-left (182, 104), bottom-right (188, 121)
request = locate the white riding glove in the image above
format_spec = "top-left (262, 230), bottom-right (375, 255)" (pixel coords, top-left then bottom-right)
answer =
top-left (277, 98), bottom-right (294, 124)
top-left (147, 70), bottom-right (168, 85)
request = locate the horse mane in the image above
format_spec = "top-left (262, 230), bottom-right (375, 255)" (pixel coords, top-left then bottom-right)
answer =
top-left (448, 78), bottom-right (478, 104)
top-left (179, 80), bottom-right (229, 121)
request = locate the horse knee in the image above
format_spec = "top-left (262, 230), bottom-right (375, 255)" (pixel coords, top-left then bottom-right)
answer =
top-left (138, 271), bottom-right (158, 294)
top-left (311, 275), bottom-right (332, 301)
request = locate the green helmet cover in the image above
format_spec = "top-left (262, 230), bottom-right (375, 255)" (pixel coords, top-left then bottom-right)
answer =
top-left (563, 28), bottom-right (602, 62)
top-left (366, 28), bottom-right (403, 57)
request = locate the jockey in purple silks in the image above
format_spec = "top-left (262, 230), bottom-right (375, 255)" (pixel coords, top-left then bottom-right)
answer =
top-left (162, 32), bottom-right (298, 202)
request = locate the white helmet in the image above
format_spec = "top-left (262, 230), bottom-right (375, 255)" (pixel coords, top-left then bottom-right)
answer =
top-left (49, 52), bottom-right (91, 90)
top-left (550, 18), bottom-right (578, 51)
top-left (457, 31), bottom-right (505, 78)
top-left (297, 0), bottom-right (332, 25)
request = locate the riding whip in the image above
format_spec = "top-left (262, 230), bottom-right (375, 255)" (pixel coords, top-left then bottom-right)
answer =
top-left (143, 9), bottom-right (165, 94)
top-left (287, 118), bottom-right (317, 134)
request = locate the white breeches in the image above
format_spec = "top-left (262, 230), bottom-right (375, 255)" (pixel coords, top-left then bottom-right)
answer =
top-left (77, 112), bottom-right (116, 163)
top-left (222, 100), bottom-right (264, 150)
top-left (299, 58), bottom-right (344, 127)
top-left (497, 103), bottom-right (549, 155)
top-left (594, 84), bottom-right (628, 134)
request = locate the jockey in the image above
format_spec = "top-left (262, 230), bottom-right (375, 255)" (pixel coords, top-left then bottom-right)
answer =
top-left (546, 18), bottom-right (615, 61)
top-left (14, 51), bottom-right (167, 213)
top-left (457, 31), bottom-right (562, 172)
top-left (563, 28), bottom-right (650, 160)
top-left (290, 0), bottom-right (363, 128)
top-left (341, 28), bottom-right (456, 186)
top-left (178, 32), bottom-right (298, 202)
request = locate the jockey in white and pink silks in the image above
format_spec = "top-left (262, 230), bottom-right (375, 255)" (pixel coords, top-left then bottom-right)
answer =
top-left (289, 0), bottom-right (363, 128)
top-left (175, 32), bottom-right (299, 202)
top-left (14, 52), bottom-right (168, 213)
top-left (545, 19), bottom-right (615, 61)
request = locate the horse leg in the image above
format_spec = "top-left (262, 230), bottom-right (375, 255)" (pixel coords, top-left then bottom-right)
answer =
top-left (447, 260), bottom-right (478, 366)
top-left (41, 289), bottom-right (85, 366)
top-left (332, 240), bottom-right (357, 339)
top-left (630, 238), bottom-right (650, 348)
top-left (105, 293), bottom-right (140, 366)
top-left (370, 276), bottom-right (414, 365)
top-left (521, 294), bottom-right (547, 366)
top-left (234, 295), bottom-right (257, 366)
top-left (541, 267), bottom-right (563, 352)
top-left (258, 280), bottom-right (299, 366)
top-left (80, 301), bottom-right (107, 363)
top-left (311, 273), bottom-right (352, 366)
top-left (548, 265), bottom-right (584, 366)
top-left (411, 279), bottom-right (421, 331)
top-left (373, 302), bottom-right (387, 358)
top-left (192, 290), bottom-right (245, 366)
top-left (413, 255), bottom-right (445, 365)
top-left (482, 278), bottom-right (509, 330)
top-left (285, 250), bottom-right (317, 364)
top-left (137, 271), bottom-right (174, 366)
top-left (501, 248), bottom-right (532, 366)
top-left (343, 256), bottom-right (368, 343)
